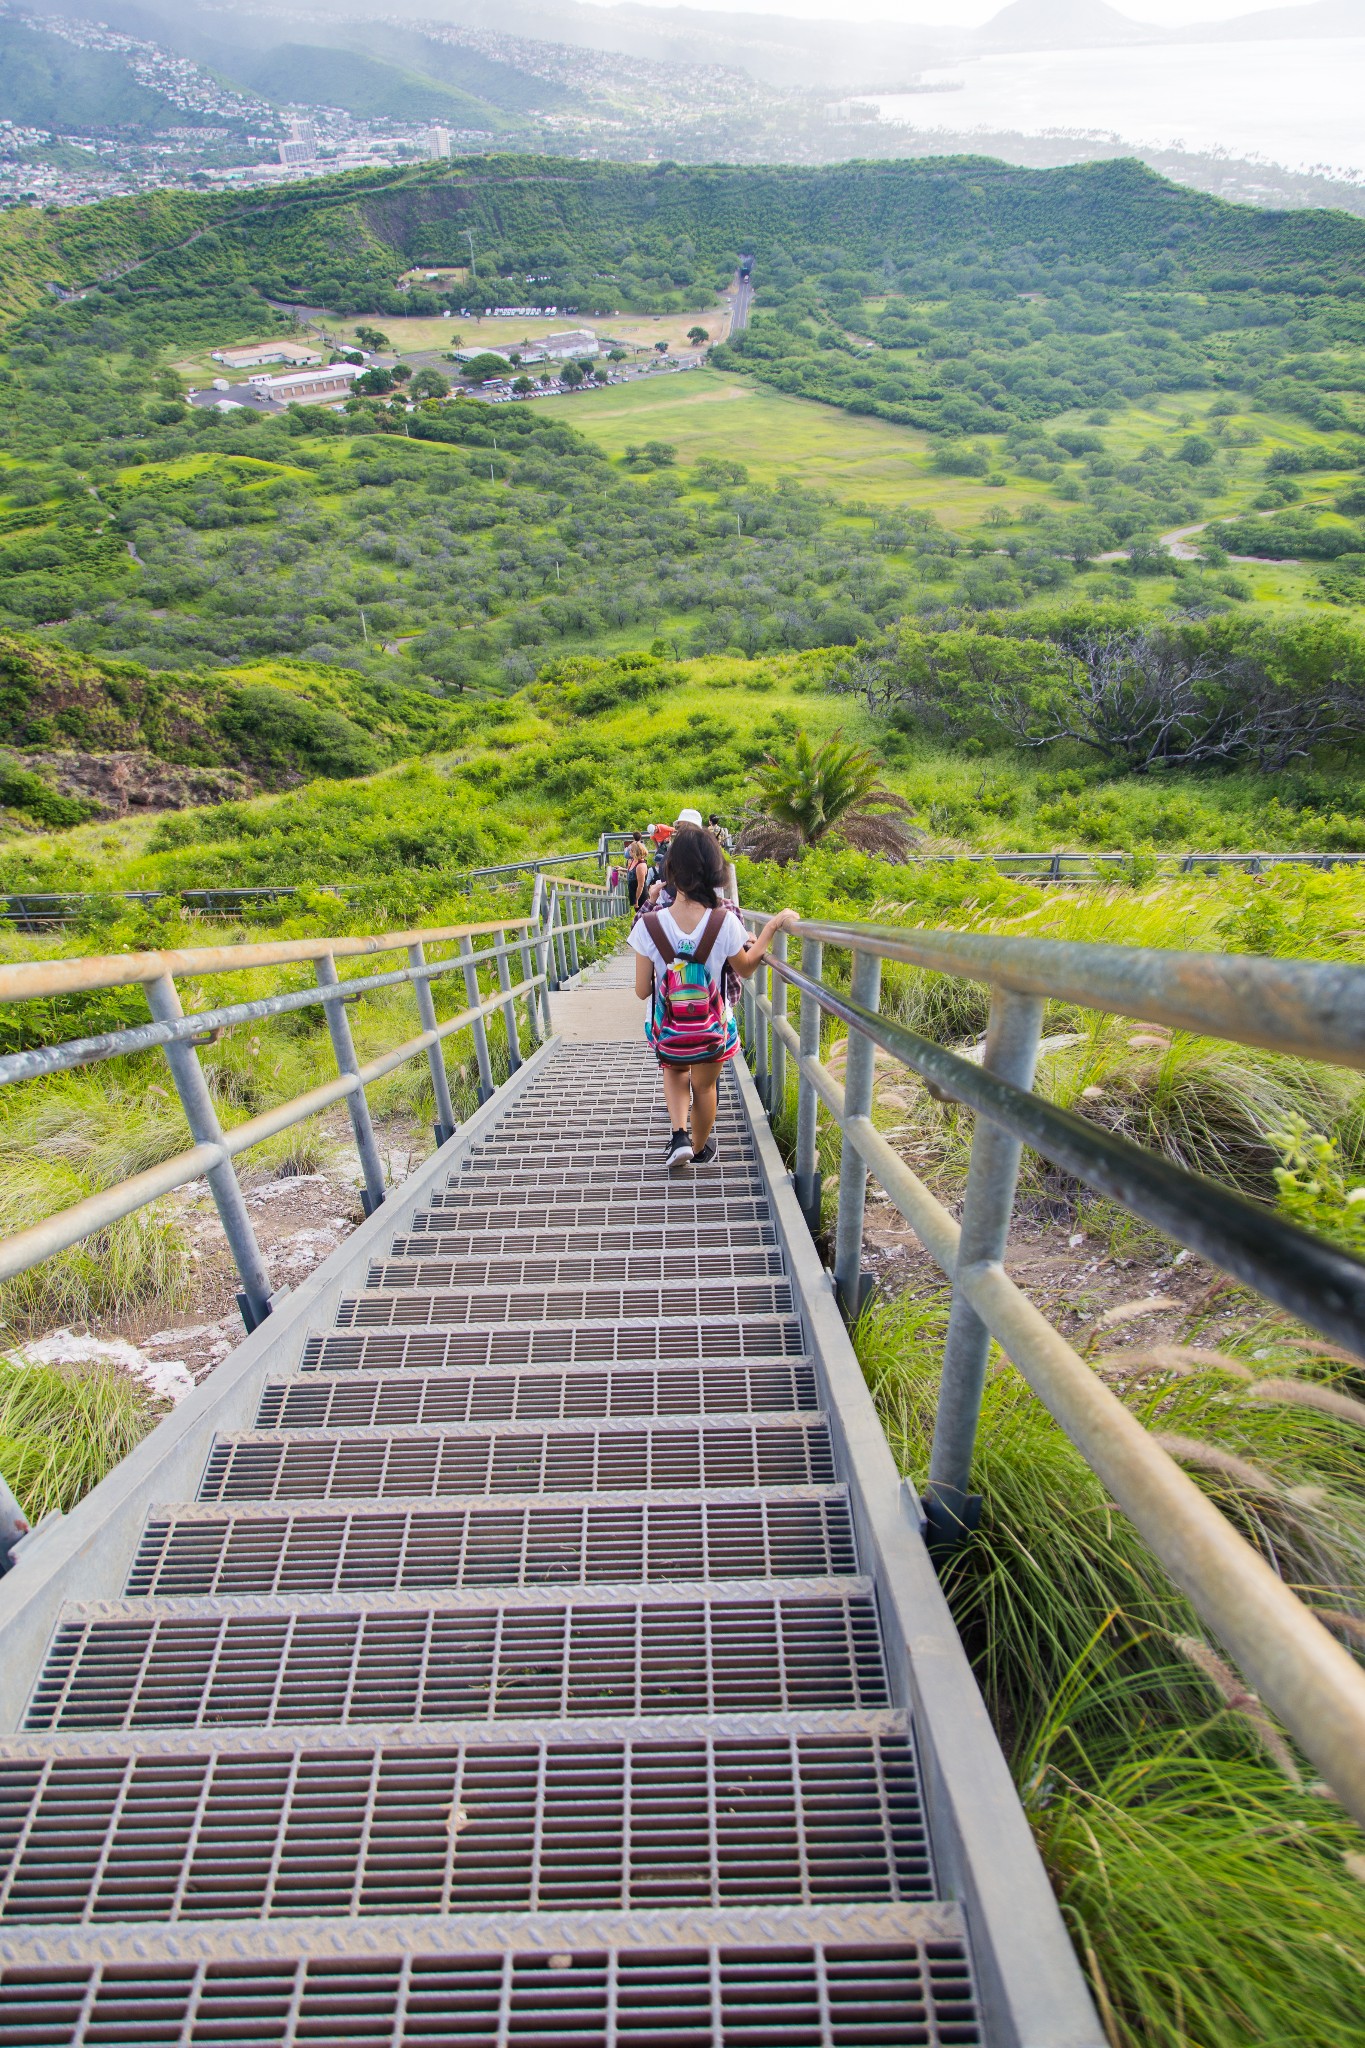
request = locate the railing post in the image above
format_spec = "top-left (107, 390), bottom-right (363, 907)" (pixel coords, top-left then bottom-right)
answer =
top-left (531, 880), bottom-right (557, 1032)
top-left (755, 952), bottom-right (770, 1109)
top-left (145, 972), bottom-right (275, 1330)
top-left (0, 1471), bottom-right (29, 1574)
top-left (494, 926), bottom-right (522, 1073)
top-left (832, 946), bottom-right (881, 1323)
top-left (770, 930), bottom-right (787, 1123)
top-left (315, 954), bottom-right (387, 1217)
top-left (564, 888), bottom-right (581, 978)
top-left (518, 926), bottom-right (541, 1046)
top-left (924, 985), bottom-right (1046, 1557)
top-left (794, 937), bottom-right (822, 1233)
top-left (547, 886), bottom-right (567, 989)
top-left (408, 941), bottom-right (457, 1146)
top-left (460, 935), bottom-right (495, 1102)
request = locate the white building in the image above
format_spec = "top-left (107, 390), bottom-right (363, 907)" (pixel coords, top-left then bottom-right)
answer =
top-left (246, 363), bottom-right (366, 401)
top-left (428, 127), bottom-right (451, 159)
top-left (211, 342), bottom-right (321, 369)
top-left (541, 329), bottom-right (600, 360)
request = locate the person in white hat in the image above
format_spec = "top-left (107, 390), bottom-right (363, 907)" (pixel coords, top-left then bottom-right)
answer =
top-left (675, 806), bottom-right (703, 828)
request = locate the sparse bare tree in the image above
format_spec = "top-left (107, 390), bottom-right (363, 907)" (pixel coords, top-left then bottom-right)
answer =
top-left (991, 630), bottom-right (1359, 775)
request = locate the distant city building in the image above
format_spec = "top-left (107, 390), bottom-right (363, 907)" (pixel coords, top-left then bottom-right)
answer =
top-left (278, 120), bottom-right (317, 168)
top-left (245, 363), bottom-right (365, 401)
top-left (489, 306), bottom-right (558, 318)
top-left (428, 127), bottom-right (451, 159)
top-left (211, 342), bottom-right (322, 369)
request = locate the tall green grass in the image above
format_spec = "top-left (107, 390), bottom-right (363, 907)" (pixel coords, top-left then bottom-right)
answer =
top-left (0, 1357), bottom-right (167, 1521)
top-left (854, 1293), bottom-right (1365, 2045)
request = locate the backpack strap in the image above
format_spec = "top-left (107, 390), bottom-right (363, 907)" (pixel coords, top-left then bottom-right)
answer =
top-left (641, 912), bottom-right (675, 964)
top-left (692, 906), bottom-right (727, 979)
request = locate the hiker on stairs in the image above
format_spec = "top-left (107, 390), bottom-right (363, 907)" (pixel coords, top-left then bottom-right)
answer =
top-left (630, 823), bottom-right (797, 1169)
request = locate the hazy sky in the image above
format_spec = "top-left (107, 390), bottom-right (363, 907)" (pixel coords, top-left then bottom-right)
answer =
top-left (578, 0), bottom-right (1321, 23)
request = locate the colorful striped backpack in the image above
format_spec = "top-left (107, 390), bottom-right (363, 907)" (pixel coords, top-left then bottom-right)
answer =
top-left (642, 908), bottom-right (729, 1063)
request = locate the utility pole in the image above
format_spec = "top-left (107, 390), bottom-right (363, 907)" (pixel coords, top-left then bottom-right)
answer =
top-left (465, 228), bottom-right (476, 278)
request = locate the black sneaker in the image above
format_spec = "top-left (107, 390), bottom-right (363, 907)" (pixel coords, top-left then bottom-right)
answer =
top-left (691, 1135), bottom-right (719, 1166)
top-left (664, 1128), bottom-right (693, 1170)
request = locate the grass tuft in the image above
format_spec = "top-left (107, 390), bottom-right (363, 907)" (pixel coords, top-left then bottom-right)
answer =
top-left (0, 1358), bottom-right (167, 1521)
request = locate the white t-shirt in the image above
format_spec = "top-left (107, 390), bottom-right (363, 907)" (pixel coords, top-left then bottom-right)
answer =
top-left (629, 905), bottom-right (747, 987)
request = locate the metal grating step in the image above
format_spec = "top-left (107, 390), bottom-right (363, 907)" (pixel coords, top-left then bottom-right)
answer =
top-left (0, 1935), bottom-right (981, 2048)
top-left (198, 1419), bottom-right (836, 1503)
top-left (126, 1491), bottom-right (859, 1597)
top-left (256, 1362), bottom-right (821, 1431)
top-left (386, 1222), bottom-right (779, 1258)
top-left (28, 1591), bottom-right (888, 1731)
top-left (365, 1249), bottom-right (787, 1291)
top-left (0, 1724), bottom-right (929, 1924)
top-left (413, 1195), bottom-right (774, 1230)
top-left (446, 1170), bottom-right (766, 1196)
top-left (332, 1281), bottom-right (796, 1330)
top-left (469, 1118), bottom-right (751, 1144)
top-left (298, 1317), bottom-right (807, 1372)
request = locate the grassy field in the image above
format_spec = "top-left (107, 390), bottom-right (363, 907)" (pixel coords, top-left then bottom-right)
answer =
top-left (537, 373), bottom-right (1360, 549)
top-left (540, 371), bottom-right (1056, 524)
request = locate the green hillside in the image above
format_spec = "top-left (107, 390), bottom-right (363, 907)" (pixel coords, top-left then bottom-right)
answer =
top-left (340, 28), bottom-right (578, 115)
top-left (0, 17), bottom-right (184, 136)
top-left (0, 152), bottom-right (1361, 863)
top-left (0, 633), bottom-right (471, 825)
top-left (9, 154), bottom-right (1365, 320)
top-left (223, 44), bottom-right (510, 129)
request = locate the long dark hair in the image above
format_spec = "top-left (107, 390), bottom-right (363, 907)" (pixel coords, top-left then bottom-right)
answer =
top-left (665, 824), bottom-right (725, 908)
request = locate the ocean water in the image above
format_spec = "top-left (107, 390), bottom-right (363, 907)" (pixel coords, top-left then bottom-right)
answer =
top-left (871, 37), bottom-right (1365, 178)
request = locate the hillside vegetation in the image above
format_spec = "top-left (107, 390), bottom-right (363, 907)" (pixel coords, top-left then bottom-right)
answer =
top-left (7, 636), bottom-right (1363, 889)
top-left (0, 18), bottom-right (185, 137)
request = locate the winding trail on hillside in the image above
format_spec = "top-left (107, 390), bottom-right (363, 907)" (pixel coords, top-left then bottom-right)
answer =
top-left (1094, 500), bottom-right (1324, 568)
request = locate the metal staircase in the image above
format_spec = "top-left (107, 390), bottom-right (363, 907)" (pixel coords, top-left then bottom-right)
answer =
top-left (0, 1025), bottom-right (1101, 2047)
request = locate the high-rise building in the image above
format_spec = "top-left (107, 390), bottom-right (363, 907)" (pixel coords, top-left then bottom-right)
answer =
top-left (278, 120), bottom-right (317, 168)
top-left (428, 127), bottom-right (451, 159)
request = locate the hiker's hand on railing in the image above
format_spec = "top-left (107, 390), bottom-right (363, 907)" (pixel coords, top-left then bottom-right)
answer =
top-left (734, 908), bottom-right (800, 977)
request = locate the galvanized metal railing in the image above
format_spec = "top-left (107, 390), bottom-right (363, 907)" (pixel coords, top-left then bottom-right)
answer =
top-left (601, 832), bottom-right (1365, 884)
top-left (736, 908), bottom-right (1365, 1829)
top-left (0, 873), bottom-right (626, 1332)
top-left (0, 845), bottom-right (614, 930)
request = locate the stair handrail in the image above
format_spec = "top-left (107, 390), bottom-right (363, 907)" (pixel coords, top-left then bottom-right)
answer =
top-left (737, 906), bottom-right (1365, 1828)
top-left (0, 885), bottom-right (628, 1350)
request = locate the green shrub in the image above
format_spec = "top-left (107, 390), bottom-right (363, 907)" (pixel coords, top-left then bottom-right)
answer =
top-left (216, 685), bottom-right (381, 781)
top-left (0, 762), bottom-right (94, 827)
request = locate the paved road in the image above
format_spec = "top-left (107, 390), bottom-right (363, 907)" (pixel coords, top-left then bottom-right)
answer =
top-left (728, 266), bottom-right (754, 337)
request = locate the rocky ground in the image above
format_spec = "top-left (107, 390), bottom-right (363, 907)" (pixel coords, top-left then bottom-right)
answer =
top-left (862, 1190), bottom-right (1235, 1355)
top-left (18, 1105), bottom-right (431, 1397)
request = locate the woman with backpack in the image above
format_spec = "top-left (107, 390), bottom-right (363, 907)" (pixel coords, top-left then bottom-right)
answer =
top-left (625, 834), bottom-right (652, 910)
top-left (629, 825), bottom-right (798, 1169)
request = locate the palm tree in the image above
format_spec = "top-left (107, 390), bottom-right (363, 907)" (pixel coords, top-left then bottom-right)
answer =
top-left (737, 730), bottom-right (917, 864)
